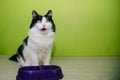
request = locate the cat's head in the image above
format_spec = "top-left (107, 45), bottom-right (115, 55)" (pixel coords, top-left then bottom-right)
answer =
top-left (30, 10), bottom-right (56, 34)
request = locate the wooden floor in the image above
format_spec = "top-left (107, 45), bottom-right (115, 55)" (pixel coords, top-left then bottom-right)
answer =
top-left (0, 56), bottom-right (120, 80)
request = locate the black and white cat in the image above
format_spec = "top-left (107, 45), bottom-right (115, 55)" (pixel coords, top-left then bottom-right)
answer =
top-left (9, 10), bottom-right (56, 66)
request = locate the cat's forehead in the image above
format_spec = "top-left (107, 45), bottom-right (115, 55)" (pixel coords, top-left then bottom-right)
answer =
top-left (37, 15), bottom-right (43, 20)
top-left (37, 17), bottom-right (47, 23)
top-left (37, 15), bottom-right (48, 21)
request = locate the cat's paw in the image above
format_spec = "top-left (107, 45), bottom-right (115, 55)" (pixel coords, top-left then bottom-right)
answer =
top-left (43, 63), bottom-right (50, 65)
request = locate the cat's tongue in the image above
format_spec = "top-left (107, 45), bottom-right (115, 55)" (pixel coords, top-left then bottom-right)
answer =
top-left (41, 28), bottom-right (47, 31)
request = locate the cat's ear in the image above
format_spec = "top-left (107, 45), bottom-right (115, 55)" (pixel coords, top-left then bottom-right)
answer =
top-left (46, 10), bottom-right (52, 17)
top-left (32, 10), bottom-right (38, 19)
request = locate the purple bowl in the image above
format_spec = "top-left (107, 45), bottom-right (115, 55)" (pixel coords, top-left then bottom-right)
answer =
top-left (16, 65), bottom-right (63, 80)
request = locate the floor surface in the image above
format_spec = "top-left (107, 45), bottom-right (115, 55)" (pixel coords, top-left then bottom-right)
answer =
top-left (0, 56), bottom-right (120, 80)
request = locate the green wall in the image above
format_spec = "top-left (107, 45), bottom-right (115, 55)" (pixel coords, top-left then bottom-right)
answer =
top-left (0, 0), bottom-right (120, 56)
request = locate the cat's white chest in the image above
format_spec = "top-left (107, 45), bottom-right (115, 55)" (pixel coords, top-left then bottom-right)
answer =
top-left (32, 35), bottom-right (53, 48)
top-left (28, 28), bottom-right (54, 51)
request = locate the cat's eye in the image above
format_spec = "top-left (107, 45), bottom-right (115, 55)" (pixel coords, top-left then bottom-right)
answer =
top-left (37, 20), bottom-right (41, 23)
top-left (46, 20), bottom-right (50, 23)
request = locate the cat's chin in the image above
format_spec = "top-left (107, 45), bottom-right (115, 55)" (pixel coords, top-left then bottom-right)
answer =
top-left (40, 30), bottom-right (48, 35)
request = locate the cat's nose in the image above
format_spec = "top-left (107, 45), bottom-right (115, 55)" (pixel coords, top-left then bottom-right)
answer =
top-left (42, 25), bottom-right (46, 28)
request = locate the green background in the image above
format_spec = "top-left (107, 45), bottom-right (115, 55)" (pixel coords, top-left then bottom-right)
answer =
top-left (0, 0), bottom-right (120, 56)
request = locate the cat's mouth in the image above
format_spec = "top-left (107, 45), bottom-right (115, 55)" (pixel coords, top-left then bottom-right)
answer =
top-left (41, 28), bottom-right (47, 31)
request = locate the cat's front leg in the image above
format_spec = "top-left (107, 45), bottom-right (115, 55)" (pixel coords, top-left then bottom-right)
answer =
top-left (24, 47), bottom-right (39, 66)
top-left (30, 52), bottom-right (39, 66)
top-left (43, 51), bottom-right (51, 65)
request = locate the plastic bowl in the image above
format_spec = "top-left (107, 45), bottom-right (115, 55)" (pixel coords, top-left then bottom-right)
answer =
top-left (16, 65), bottom-right (63, 80)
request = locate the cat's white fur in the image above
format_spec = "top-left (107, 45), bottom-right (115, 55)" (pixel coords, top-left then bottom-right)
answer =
top-left (18, 17), bottom-right (55, 66)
